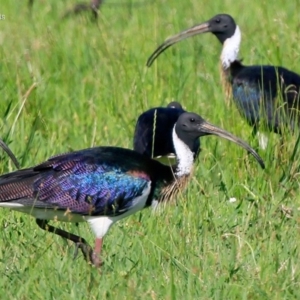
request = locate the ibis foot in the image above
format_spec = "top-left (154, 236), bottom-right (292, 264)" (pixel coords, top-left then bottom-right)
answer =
top-left (74, 241), bottom-right (103, 267)
top-left (36, 218), bottom-right (100, 266)
top-left (90, 237), bottom-right (104, 267)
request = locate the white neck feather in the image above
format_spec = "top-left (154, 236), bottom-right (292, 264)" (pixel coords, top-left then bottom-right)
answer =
top-left (221, 26), bottom-right (241, 69)
top-left (172, 127), bottom-right (194, 177)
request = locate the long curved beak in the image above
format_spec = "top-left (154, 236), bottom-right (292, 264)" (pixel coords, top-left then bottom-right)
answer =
top-left (147, 22), bottom-right (210, 67)
top-left (199, 121), bottom-right (265, 169)
top-left (0, 139), bottom-right (20, 169)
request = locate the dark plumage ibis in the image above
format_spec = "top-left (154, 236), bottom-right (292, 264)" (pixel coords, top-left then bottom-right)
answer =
top-left (133, 102), bottom-right (201, 165)
top-left (0, 139), bottom-right (20, 169)
top-left (0, 113), bottom-right (264, 267)
top-left (147, 14), bottom-right (300, 135)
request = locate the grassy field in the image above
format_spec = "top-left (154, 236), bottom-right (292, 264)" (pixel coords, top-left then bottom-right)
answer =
top-left (1, 0), bottom-right (300, 299)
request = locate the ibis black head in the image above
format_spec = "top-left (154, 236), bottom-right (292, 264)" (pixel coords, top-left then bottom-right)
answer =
top-left (147, 14), bottom-right (237, 67)
top-left (175, 112), bottom-right (265, 169)
top-left (167, 101), bottom-right (183, 109)
top-left (199, 14), bottom-right (237, 43)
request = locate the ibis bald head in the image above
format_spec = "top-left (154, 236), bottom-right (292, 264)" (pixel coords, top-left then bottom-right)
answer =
top-left (147, 14), bottom-right (237, 67)
top-left (175, 112), bottom-right (265, 169)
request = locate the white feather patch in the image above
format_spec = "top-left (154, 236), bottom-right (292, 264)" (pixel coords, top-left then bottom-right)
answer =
top-left (86, 181), bottom-right (151, 238)
top-left (172, 127), bottom-right (194, 177)
top-left (221, 26), bottom-right (241, 69)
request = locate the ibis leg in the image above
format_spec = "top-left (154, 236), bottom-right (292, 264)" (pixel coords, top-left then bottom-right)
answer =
top-left (91, 237), bottom-right (103, 267)
top-left (35, 219), bottom-right (101, 267)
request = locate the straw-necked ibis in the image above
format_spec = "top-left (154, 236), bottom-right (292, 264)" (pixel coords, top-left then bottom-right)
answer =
top-left (0, 112), bottom-right (264, 267)
top-left (147, 14), bottom-right (300, 136)
top-left (133, 102), bottom-right (200, 165)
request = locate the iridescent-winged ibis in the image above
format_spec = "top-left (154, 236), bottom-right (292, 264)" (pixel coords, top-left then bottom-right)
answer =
top-left (0, 112), bottom-right (264, 267)
top-left (147, 14), bottom-right (300, 135)
top-left (133, 102), bottom-right (200, 165)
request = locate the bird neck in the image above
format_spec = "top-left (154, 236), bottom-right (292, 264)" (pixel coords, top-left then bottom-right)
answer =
top-left (157, 173), bottom-right (192, 204)
top-left (172, 127), bottom-right (194, 177)
top-left (220, 26), bottom-right (241, 70)
top-left (219, 61), bottom-right (233, 102)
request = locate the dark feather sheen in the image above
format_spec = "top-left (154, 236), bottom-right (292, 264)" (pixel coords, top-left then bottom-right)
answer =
top-left (0, 147), bottom-right (175, 216)
top-left (229, 60), bottom-right (300, 132)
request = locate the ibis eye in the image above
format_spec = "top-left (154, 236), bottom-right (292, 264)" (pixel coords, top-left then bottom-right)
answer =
top-left (190, 118), bottom-right (195, 123)
top-left (216, 18), bottom-right (220, 23)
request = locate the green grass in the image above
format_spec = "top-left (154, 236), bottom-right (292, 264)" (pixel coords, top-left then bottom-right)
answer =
top-left (1, 0), bottom-right (300, 299)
